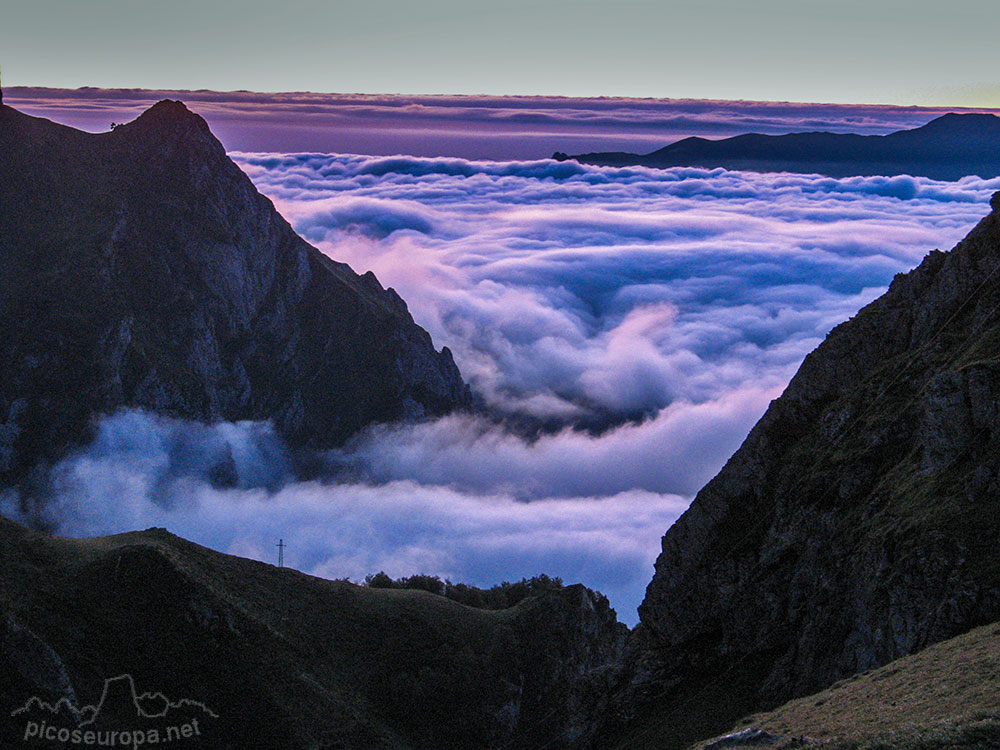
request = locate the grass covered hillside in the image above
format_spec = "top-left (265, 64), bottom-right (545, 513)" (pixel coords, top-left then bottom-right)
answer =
top-left (0, 517), bottom-right (627, 749)
top-left (698, 618), bottom-right (1000, 749)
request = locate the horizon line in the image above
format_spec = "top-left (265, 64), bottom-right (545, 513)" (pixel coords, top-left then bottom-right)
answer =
top-left (7, 84), bottom-right (1000, 114)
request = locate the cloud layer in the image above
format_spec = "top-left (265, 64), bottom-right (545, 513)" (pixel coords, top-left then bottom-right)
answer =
top-left (1, 411), bottom-right (691, 627)
top-left (241, 153), bottom-right (998, 426)
top-left (5, 137), bottom-right (999, 624)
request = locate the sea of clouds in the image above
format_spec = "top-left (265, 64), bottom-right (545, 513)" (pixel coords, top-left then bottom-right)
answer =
top-left (5, 147), bottom-right (997, 625)
top-left (6, 88), bottom-right (1000, 622)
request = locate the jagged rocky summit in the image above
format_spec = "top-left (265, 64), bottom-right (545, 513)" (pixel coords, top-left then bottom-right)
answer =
top-left (0, 100), bottom-right (470, 482)
top-left (614, 192), bottom-right (1000, 747)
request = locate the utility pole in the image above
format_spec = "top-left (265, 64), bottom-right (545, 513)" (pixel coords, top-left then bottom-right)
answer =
top-left (277, 538), bottom-right (285, 568)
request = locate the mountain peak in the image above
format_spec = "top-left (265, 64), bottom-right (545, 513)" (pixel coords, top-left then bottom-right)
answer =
top-left (912, 111), bottom-right (1000, 135)
top-left (144, 98), bottom-right (194, 118)
top-left (124, 98), bottom-right (212, 140)
top-left (0, 103), bottom-right (470, 480)
top-left (928, 111), bottom-right (999, 123)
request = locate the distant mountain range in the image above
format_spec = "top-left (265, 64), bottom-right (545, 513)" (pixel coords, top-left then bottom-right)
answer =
top-left (555, 113), bottom-right (1000, 180)
top-left (0, 101), bottom-right (470, 483)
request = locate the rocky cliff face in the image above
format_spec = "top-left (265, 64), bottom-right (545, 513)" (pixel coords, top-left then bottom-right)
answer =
top-left (0, 101), bottom-right (469, 482)
top-left (510, 585), bottom-right (630, 747)
top-left (622, 193), bottom-right (1000, 747)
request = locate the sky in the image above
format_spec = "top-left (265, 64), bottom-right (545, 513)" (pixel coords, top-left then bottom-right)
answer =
top-left (1, 0), bottom-right (998, 106)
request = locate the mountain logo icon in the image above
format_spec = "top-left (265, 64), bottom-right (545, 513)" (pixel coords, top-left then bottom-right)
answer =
top-left (11, 674), bottom-right (217, 747)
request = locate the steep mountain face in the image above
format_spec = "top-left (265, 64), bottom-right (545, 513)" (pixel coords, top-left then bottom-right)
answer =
top-left (0, 517), bottom-right (628, 749)
top-left (558, 113), bottom-right (1000, 180)
top-left (0, 101), bottom-right (469, 482)
top-left (614, 193), bottom-right (1000, 748)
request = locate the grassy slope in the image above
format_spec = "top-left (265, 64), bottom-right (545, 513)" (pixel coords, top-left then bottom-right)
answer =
top-left (697, 620), bottom-right (1000, 749)
top-left (0, 516), bottom-right (603, 749)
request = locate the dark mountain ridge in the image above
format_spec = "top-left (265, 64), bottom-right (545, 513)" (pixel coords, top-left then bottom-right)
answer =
top-left (0, 516), bottom-right (628, 749)
top-left (0, 101), bottom-right (470, 484)
top-left (608, 192), bottom-right (1000, 747)
top-left (557, 112), bottom-right (1000, 180)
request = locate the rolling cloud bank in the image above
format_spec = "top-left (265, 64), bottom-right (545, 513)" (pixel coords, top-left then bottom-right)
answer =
top-left (5, 138), bottom-right (999, 624)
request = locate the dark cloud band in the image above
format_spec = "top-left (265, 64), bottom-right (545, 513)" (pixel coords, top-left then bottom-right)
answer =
top-left (8, 87), bottom-right (1000, 160)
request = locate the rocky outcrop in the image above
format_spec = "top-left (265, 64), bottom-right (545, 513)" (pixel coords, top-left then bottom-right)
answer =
top-left (0, 101), bottom-right (469, 483)
top-left (511, 585), bottom-right (629, 747)
top-left (623, 193), bottom-right (1000, 746)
